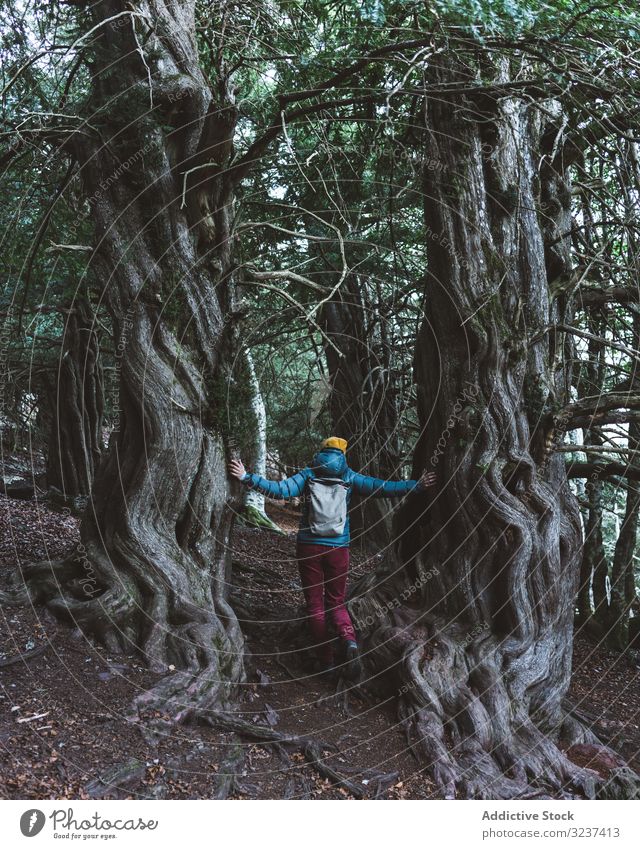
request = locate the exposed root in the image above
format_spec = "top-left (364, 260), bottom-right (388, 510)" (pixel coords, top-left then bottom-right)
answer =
top-left (314, 676), bottom-right (359, 717)
top-left (361, 615), bottom-right (640, 800)
top-left (236, 505), bottom-right (285, 535)
top-left (194, 711), bottom-right (395, 798)
top-left (0, 558), bottom-right (61, 607)
top-left (0, 643), bottom-right (50, 668)
top-left (6, 550), bottom-right (246, 726)
top-left (85, 759), bottom-right (147, 799)
top-left (213, 737), bottom-right (247, 799)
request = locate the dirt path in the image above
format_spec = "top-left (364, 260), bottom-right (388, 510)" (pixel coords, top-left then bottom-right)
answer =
top-left (1, 494), bottom-right (638, 799)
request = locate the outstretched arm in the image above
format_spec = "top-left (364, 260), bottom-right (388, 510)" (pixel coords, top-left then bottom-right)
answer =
top-left (228, 458), bottom-right (309, 499)
top-left (348, 468), bottom-right (437, 498)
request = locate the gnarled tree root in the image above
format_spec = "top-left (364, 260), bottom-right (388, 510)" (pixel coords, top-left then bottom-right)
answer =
top-left (2, 554), bottom-right (245, 723)
top-left (191, 711), bottom-right (397, 798)
top-left (213, 737), bottom-right (248, 799)
top-left (397, 658), bottom-right (640, 798)
top-left (357, 613), bottom-right (640, 800)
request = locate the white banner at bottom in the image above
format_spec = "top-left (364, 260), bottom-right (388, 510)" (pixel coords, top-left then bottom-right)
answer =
top-left (0, 799), bottom-right (638, 848)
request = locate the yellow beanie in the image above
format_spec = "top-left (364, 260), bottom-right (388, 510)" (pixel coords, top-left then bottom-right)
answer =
top-left (322, 436), bottom-right (348, 453)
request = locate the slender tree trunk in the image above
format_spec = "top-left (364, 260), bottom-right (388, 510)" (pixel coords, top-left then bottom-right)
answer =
top-left (577, 318), bottom-right (609, 633)
top-left (579, 474), bottom-right (609, 635)
top-left (238, 348), bottom-right (282, 533)
top-left (40, 297), bottom-right (104, 508)
top-left (350, 55), bottom-right (639, 798)
top-left (9, 0), bottom-right (246, 718)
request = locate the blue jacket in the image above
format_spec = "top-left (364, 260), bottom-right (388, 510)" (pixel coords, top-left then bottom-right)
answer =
top-left (241, 447), bottom-right (423, 547)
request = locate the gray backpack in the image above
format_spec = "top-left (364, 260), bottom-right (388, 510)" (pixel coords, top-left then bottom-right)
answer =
top-left (306, 476), bottom-right (350, 537)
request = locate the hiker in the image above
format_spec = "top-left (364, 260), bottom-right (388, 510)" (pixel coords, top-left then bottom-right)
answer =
top-left (229, 437), bottom-right (436, 677)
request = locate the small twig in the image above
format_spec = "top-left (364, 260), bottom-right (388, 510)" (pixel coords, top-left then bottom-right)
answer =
top-left (243, 267), bottom-right (327, 294)
top-left (16, 711), bottom-right (50, 724)
top-left (170, 397), bottom-right (192, 413)
top-left (46, 243), bottom-right (93, 253)
top-left (181, 162), bottom-right (217, 208)
top-left (240, 278), bottom-right (344, 359)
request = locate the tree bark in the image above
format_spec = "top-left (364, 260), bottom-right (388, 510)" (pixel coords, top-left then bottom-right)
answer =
top-left (349, 54), bottom-right (639, 798)
top-left (608, 442), bottom-right (640, 649)
top-left (579, 475), bottom-right (609, 631)
top-left (576, 319), bottom-right (609, 632)
top-left (608, 318), bottom-right (640, 648)
top-left (10, 0), bottom-right (246, 719)
top-left (40, 296), bottom-right (104, 508)
top-left (238, 348), bottom-right (282, 533)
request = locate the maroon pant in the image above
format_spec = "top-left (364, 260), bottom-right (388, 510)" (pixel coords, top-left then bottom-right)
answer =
top-left (296, 542), bottom-right (356, 663)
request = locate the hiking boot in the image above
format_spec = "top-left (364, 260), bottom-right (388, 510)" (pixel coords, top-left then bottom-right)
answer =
top-left (342, 640), bottom-right (362, 680)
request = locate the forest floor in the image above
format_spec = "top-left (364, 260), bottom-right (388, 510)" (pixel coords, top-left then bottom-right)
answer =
top-left (1, 489), bottom-right (640, 800)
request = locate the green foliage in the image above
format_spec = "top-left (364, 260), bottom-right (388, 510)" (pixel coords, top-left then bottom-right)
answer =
top-left (250, 338), bottom-right (332, 467)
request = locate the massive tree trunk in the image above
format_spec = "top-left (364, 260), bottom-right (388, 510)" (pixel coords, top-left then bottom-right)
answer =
top-left (9, 0), bottom-right (245, 718)
top-left (40, 296), bottom-right (104, 508)
top-left (350, 55), bottom-right (639, 798)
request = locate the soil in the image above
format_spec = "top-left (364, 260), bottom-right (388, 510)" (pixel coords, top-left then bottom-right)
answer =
top-left (1, 491), bottom-right (639, 800)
